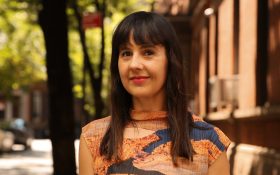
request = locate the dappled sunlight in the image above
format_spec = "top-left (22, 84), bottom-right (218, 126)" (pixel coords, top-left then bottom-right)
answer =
top-left (0, 140), bottom-right (53, 175)
top-left (31, 139), bottom-right (52, 152)
top-left (0, 139), bottom-right (80, 175)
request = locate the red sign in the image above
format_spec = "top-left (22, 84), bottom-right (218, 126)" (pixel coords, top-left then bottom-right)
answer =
top-left (82, 12), bottom-right (102, 29)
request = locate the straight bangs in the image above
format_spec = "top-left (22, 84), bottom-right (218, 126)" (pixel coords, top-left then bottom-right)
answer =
top-left (131, 20), bottom-right (165, 46)
top-left (113, 15), bottom-right (166, 55)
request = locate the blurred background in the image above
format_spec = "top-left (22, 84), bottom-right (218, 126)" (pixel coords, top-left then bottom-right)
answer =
top-left (0, 0), bottom-right (279, 175)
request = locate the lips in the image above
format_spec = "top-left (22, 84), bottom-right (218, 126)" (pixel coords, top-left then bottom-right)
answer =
top-left (129, 76), bottom-right (149, 84)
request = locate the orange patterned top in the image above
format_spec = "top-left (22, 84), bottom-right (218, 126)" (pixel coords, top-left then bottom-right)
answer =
top-left (81, 111), bottom-right (231, 174)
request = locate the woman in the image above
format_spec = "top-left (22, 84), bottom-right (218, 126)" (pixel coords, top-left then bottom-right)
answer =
top-left (79, 11), bottom-right (231, 175)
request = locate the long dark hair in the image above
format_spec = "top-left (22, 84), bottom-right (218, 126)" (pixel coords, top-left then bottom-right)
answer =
top-left (100, 11), bottom-right (194, 164)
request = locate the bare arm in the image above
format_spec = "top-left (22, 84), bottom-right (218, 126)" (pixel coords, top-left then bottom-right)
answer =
top-left (208, 152), bottom-right (230, 175)
top-left (79, 135), bottom-right (94, 175)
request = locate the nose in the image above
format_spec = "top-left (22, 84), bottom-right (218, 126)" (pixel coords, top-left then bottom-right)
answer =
top-left (129, 53), bottom-right (143, 69)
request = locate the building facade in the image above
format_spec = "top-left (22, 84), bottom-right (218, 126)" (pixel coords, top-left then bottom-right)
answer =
top-left (154, 0), bottom-right (280, 173)
top-left (154, 0), bottom-right (280, 150)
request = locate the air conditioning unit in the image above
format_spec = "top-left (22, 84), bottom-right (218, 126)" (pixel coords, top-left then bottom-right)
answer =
top-left (209, 75), bottom-right (239, 111)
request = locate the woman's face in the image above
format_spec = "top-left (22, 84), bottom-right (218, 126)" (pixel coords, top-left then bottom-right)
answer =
top-left (118, 35), bottom-right (168, 100)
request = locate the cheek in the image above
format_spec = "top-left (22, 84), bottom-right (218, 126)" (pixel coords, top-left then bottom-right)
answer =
top-left (118, 62), bottom-right (127, 81)
top-left (118, 61), bottom-right (123, 75)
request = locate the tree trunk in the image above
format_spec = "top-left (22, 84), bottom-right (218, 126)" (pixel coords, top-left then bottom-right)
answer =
top-left (39, 0), bottom-right (77, 174)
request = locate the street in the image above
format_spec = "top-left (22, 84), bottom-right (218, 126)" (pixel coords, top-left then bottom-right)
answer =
top-left (0, 139), bottom-right (79, 175)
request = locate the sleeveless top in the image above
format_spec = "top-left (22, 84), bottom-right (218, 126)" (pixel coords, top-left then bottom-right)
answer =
top-left (81, 111), bottom-right (231, 175)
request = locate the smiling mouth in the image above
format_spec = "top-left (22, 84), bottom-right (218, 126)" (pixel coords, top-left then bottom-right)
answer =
top-left (129, 76), bottom-right (149, 84)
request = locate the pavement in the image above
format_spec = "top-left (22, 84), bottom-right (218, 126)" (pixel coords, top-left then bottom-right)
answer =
top-left (0, 139), bottom-right (79, 175)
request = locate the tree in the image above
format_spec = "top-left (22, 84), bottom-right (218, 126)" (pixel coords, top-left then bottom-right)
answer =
top-left (39, 0), bottom-right (76, 174)
top-left (68, 0), bottom-right (154, 123)
top-left (1, 0), bottom-right (154, 174)
top-left (0, 0), bottom-right (46, 98)
top-left (70, 0), bottom-right (105, 123)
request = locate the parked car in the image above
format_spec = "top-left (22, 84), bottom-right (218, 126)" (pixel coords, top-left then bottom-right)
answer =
top-left (0, 129), bottom-right (14, 152)
top-left (1, 119), bottom-right (33, 150)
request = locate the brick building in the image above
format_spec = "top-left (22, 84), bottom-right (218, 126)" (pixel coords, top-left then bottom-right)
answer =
top-left (154, 0), bottom-right (280, 174)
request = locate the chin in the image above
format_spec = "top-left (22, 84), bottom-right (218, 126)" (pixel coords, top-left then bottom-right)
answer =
top-left (130, 92), bottom-right (152, 98)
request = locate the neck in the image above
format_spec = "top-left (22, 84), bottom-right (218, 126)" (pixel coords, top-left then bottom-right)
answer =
top-left (132, 94), bottom-right (166, 112)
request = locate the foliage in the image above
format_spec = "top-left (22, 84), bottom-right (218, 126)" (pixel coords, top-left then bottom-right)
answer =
top-left (0, 0), bottom-right (45, 98)
top-left (68, 0), bottom-right (154, 116)
top-left (0, 0), bottom-right (153, 107)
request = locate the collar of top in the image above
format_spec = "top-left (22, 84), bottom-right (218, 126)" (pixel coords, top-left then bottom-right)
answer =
top-left (130, 110), bottom-right (167, 121)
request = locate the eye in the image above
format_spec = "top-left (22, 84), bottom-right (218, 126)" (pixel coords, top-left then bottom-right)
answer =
top-left (143, 49), bottom-right (155, 56)
top-left (120, 50), bottom-right (132, 57)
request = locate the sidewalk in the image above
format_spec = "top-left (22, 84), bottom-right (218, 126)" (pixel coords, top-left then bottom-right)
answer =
top-left (0, 139), bottom-right (79, 175)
